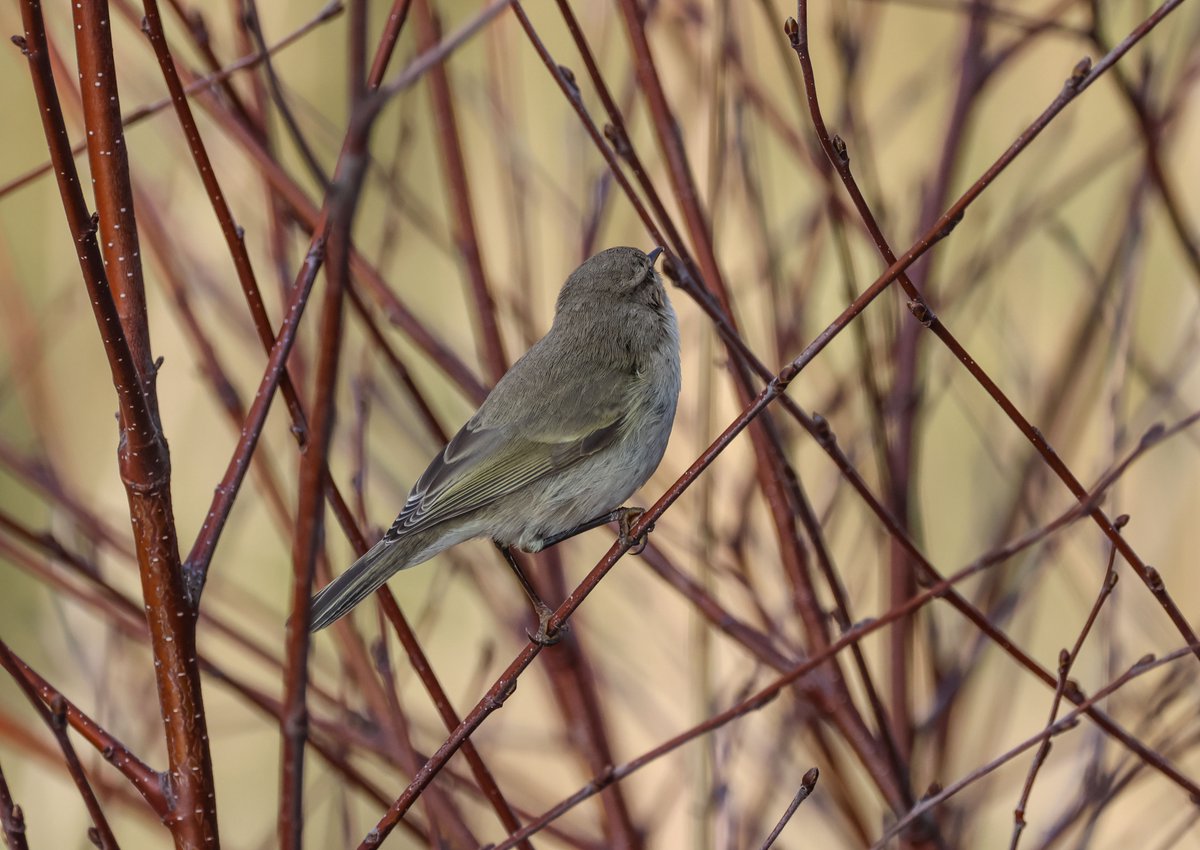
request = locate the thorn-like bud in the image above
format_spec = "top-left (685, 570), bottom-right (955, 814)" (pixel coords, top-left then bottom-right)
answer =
top-left (1069, 57), bottom-right (1092, 86)
top-left (831, 134), bottom-right (849, 166)
top-left (937, 209), bottom-right (964, 239)
top-left (557, 64), bottom-right (579, 97)
top-left (1140, 422), bottom-right (1165, 447)
top-left (11, 34), bottom-right (30, 55)
top-left (784, 17), bottom-right (799, 45)
top-left (811, 412), bottom-right (835, 447)
top-left (604, 122), bottom-right (632, 158)
top-left (908, 300), bottom-right (934, 328)
top-left (1143, 566), bottom-right (1164, 593)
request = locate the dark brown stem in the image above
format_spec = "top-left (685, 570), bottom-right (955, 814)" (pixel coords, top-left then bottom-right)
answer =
top-left (1009, 559), bottom-right (1118, 850)
top-left (873, 646), bottom-right (1196, 848)
top-left (0, 643), bottom-right (166, 817)
top-left (16, 1), bottom-right (219, 845)
top-left (757, 767), bottom-right (820, 850)
top-left (0, 759), bottom-right (28, 850)
top-left (0, 644), bottom-right (120, 850)
top-left (277, 83), bottom-right (377, 847)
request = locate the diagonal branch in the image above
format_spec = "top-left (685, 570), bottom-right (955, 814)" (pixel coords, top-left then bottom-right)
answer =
top-left (786, 0), bottom-right (1200, 666)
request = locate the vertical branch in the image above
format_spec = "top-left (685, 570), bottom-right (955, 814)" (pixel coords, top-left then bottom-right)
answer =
top-left (72, 0), bottom-right (156, 397)
top-left (278, 93), bottom-right (376, 848)
top-left (413, 0), bottom-right (509, 382)
top-left (14, 2), bottom-right (218, 847)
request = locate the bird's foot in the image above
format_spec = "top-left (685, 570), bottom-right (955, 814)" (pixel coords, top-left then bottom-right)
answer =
top-left (527, 602), bottom-right (567, 646)
top-left (617, 507), bottom-right (653, 554)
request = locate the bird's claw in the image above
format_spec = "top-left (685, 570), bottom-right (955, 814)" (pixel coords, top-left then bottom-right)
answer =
top-left (527, 603), bottom-right (567, 646)
top-left (617, 507), bottom-right (653, 554)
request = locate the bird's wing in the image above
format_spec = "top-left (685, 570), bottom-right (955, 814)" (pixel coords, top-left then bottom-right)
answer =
top-left (383, 367), bottom-right (629, 540)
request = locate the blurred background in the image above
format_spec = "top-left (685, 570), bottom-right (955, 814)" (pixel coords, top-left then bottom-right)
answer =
top-left (1, 0), bottom-right (1199, 847)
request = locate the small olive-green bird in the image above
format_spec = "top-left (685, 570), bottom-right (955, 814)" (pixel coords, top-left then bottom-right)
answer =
top-left (310, 246), bottom-right (680, 632)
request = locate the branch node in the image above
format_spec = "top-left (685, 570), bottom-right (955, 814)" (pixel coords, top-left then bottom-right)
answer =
top-left (749, 688), bottom-right (781, 711)
top-left (81, 212), bottom-right (100, 243)
top-left (907, 299), bottom-right (935, 328)
top-left (603, 122), bottom-right (634, 162)
top-left (831, 134), bottom-right (849, 166)
top-left (783, 17), bottom-right (799, 46)
top-left (10, 34), bottom-right (29, 55)
top-left (937, 209), bottom-right (964, 239)
top-left (1067, 56), bottom-right (1093, 89)
top-left (811, 412), bottom-right (836, 447)
top-left (1140, 422), bottom-right (1165, 447)
top-left (557, 64), bottom-right (579, 98)
top-left (182, 562), bottom-right (203, 608)
top-left (1143, 566), bottom-right (1164, 595)
top-left (483, 678), bottom-right (517, 712)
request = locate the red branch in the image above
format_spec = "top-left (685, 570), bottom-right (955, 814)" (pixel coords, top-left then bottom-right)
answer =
top-left (414, 0), bottom-right (509, 383)
top-left (0, 643), bottom-right (119, 849)
top-left (14, 1), bottom-right (218, 847)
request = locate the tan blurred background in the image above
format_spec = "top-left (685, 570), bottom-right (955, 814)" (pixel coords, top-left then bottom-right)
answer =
top-left (2, 0), bottom-right (1199, 847)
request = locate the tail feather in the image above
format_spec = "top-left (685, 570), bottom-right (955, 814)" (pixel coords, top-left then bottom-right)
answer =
top-left (310, 539), bottom-right (407, 631)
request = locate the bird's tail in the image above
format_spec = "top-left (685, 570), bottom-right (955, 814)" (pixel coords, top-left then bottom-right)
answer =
top-left (310, 537), bottom-right (412, 631)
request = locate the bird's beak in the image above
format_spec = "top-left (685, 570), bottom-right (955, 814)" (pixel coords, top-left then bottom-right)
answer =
top-left (647, 246), bottom-right (664, 265)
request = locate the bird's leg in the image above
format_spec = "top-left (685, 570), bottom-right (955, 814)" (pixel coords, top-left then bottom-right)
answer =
top-left (494, 542), bottom-right (565, 645)
top-left (537, 506), bottom-right (655, 553)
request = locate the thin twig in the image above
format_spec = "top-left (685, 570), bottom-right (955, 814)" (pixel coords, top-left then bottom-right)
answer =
top-left (0, 759), bottom-right (29, 850)
top-left (757, 767), bottom-right (820, 850)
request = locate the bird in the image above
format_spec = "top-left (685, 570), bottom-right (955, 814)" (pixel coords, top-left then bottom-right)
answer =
top-left (309, 246), bottom-right (681, 640)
